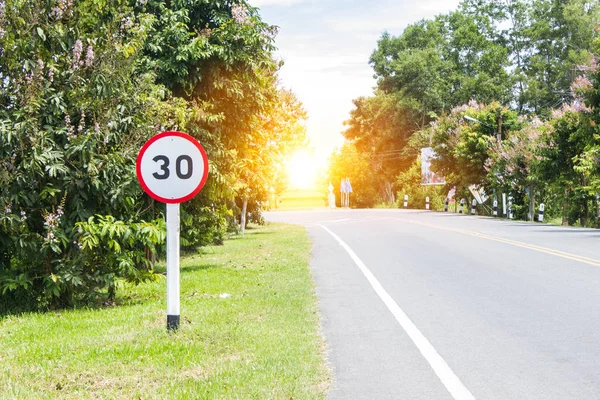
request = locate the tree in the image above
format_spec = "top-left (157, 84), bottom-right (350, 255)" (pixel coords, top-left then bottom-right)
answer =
top-left (0, 0), bottom-right (306, 311)
top-left (138, 0), bottom-right (303, 238)
top-left (0, 0), bottom-right (183, 309)
top-left (327, 143), bottom-right (379, 208)
top-left (342, 92), bottom-right (417, 203)
top-left (370, 6), bottom-right (512, 119)
top-left (428, 101), bottom-right (521, 192)
top-left (520, 0), bottom-right (599, 114)
top-left (487, 117), bottom-right (552, 220)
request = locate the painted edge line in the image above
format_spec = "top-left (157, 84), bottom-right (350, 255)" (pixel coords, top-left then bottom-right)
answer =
top-left (319, 225), bottom-right (476, 400)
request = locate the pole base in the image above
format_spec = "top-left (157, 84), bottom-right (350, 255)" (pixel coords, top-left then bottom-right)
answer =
top-left (167, 315), bottom-right (180, 331)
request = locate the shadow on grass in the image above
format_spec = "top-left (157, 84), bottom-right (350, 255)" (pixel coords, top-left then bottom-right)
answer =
top-left (242, 230), bottom-right (273, 236)
top-left (0, 264), bottom-right (221, 318)
top-left (180, 263), bottom-right (221, 274)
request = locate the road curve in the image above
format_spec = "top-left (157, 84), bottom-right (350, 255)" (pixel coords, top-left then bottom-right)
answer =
top-left (265, 209), bottom-right (600, 400)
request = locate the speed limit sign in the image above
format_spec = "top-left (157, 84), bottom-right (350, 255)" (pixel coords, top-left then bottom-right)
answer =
top-left (136, 131), bottom-right (209, 204)
top-left (136, 131), bottom-right (209, 331)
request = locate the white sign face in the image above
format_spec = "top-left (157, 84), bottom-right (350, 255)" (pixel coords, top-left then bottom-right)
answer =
top-left (136, 132), bottom-right (209, 204)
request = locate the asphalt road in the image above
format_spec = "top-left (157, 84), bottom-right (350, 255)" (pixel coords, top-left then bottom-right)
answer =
top-left (264, 209), bottom-right (600, 400)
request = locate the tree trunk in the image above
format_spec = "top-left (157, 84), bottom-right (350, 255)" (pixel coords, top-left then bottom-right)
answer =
top-left (529, 184), bottom-right (535, 222)
top-left (240, 198), bottom-right (248, 235)
top-left (597, 197), bottom-right (600, 229)
top-left (581, 198), bottom-right (589, 228)
top-left (562, 188), bottom-right (569, 226)
top-left (144, 196), bottom-right (156, 267)
top-left (383, 181), bottom-right (394, 204)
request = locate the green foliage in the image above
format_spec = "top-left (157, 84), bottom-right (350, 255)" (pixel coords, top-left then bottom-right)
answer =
top-left (346, 0), bottom-right (599, 220)
top-left (0, 0), bottom-right (307, 310)
top-left (342, 91), bottom-right (416, 203)
top-left (75, 215), bottom-right (164, 295)
top-left (327, 143), bottom-right (379, 208)
top-left (396, 157), bottom-right (446, 210)
top-left (370, 4), bottom-right (512, 119)
top-left (0, 0), bottom-right (187, 310)
top-left (180, 203), bottom-right (229, 249)
top-left (428, 102), bottom-right (521, 190)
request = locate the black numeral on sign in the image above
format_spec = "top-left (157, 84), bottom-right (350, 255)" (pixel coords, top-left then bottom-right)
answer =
top-left (152, 155), bottom-right (193, 180)
top-left (152, 155), bottom-right (170, 180)
top-left (176, 155), bottom-right (193, 179)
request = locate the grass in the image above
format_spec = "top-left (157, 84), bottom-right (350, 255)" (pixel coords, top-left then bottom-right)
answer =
top-left (0, 223), bottom-right (330, 399)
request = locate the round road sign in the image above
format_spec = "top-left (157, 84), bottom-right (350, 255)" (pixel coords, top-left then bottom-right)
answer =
top-left (136, 131), bottom-right (209, 203)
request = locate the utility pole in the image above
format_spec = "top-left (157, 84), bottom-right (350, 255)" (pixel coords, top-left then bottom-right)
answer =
top-left (496, 108), bottom-right (502, 144)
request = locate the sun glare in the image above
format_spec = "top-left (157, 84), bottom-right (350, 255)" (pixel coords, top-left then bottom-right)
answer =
top-left (287, 150), bottom-right (318, 190)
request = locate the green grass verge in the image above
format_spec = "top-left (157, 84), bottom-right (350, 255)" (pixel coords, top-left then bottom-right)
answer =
top-left (0, 223), bottom-right (329, 399)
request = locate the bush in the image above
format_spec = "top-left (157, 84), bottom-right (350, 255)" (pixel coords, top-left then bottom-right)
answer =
top-left (396, 157), bottom-right (446, 210)
top-left (0, 0), bottom-right (186, 310)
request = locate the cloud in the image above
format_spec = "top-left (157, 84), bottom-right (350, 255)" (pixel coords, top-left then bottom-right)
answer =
top-left (325, 0), bottom-right (462, 36)
top-left (254, 0), bottom-right (462, 159)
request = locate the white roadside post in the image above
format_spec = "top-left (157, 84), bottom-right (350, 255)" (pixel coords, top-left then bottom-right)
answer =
top-left (471, 199), bottom-right (477, 215)
top-left (136, 131), bottom-right (209, 332)
top-left (493, 199), bottom-right (498, 217)
top-left (328, 183), bottom-right (336, 209)
top-left (502, 193), bottom-right (507, 217)
top-left (166, 203), bottom-right (180, 330)
top-left (425, 197), bottom-right (430, 210)
top-left (404, 195), bottom-right (409, 209)
top-left (539, 203), bottom-right (545, 222)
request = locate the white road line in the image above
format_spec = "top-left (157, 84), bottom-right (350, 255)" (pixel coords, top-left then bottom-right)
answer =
top-left (320, 225), bottom-right (476, 400)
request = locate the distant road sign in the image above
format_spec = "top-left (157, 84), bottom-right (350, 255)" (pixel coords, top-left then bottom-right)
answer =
top-left (136, 131), bottom-right (209, 204)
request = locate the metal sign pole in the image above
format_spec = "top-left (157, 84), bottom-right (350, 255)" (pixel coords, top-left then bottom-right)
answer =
top-left (166, 203), bottom-right (181, 331)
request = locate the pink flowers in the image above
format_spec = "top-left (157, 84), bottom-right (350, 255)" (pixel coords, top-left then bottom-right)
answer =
top-left (77, 110), bottom-right (85, 134)
top-left (52, 0), bottom-right (73, 20)
top-left (231, 4), bottom-right (249, 25)
top-left (85, 45), bottom-right (94, 67)
top-left (551, 101), bottom-right (591, 119)
top-left (0, 0), bottom-right (6, 39)
top-left (576, 56), bottom-right (599, 73)
top-left (43, 207), bottom-right (63, 244)
top-left (571, 75), bottom-right (593, 96)
top-left (65, 114), bottom-right (75, 141)
top-left (451, 104), bottom-right (468, 115)
top-left (72, 39), bottom-right (83, 69)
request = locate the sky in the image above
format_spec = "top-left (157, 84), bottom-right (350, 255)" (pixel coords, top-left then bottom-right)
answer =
top-left (248, 0), bottom-right (463, 167)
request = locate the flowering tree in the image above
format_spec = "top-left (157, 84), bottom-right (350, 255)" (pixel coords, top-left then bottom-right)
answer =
top-left (0, 0), bottom-right (307, 311)
top-left (486, 118), bottom-right (551, 219)
top-left (538, 46), bottom-right (600, 226)
top-left (428, 101), bottom-right (520, 192)
top-left (0, 0), bottom-right (187, 310)
top-left (139, 0), bottom-right (303, 240)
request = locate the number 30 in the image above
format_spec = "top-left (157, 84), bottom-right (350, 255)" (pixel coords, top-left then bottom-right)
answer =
top-left (152, 155), bottom-right (193, 180)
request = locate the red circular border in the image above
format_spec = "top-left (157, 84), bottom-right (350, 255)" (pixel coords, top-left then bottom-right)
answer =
top-left (136, 131), bottom-right (209, 204)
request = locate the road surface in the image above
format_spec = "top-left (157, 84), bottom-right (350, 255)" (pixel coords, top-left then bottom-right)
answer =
top-left (264, 209), bottom-right (600, 400)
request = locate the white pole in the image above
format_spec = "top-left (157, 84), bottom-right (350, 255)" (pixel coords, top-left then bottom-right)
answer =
top-left (166, 203), bottom-right (181, 331)
top-left (502, 193), bottom-right (507, 217)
